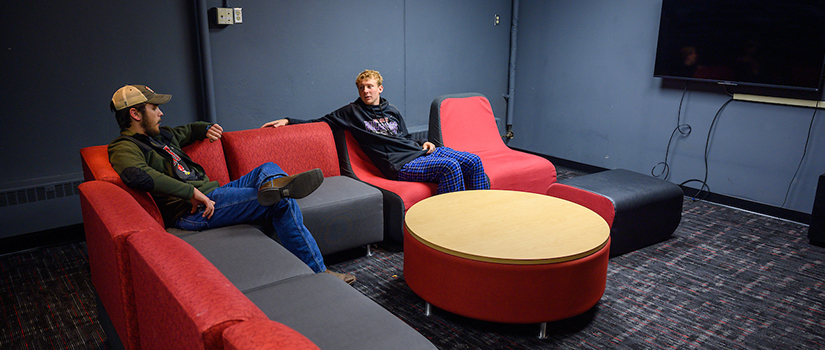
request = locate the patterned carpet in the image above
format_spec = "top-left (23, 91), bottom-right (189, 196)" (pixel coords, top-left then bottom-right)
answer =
top-left (0, 244), bottom-right (108, 349)
top-left (1, 172), bottom-right (824, 349)
top-left (335, 198), bottom-right (825, 349)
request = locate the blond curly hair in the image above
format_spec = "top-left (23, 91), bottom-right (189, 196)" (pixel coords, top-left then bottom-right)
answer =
top-left (355, 69), bottom-right (383, 87)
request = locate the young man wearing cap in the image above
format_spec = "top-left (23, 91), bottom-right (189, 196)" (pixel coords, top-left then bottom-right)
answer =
top-left (262, 70), bottom-right (489, 194)
top-left (108, 85), bottom-right (355, 284)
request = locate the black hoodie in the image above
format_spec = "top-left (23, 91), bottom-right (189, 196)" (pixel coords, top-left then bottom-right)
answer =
top-left (287, 97), bottom-right (427, 179)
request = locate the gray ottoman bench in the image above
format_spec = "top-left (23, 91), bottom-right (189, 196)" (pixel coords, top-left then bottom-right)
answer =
top-left (548, 169), bottom-right (683, 257)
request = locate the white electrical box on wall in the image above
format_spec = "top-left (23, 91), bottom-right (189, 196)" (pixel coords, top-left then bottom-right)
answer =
top-left (216, 7), bottom-right (234, 25)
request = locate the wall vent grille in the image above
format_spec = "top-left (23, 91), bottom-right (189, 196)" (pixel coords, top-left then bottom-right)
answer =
top-left (408, 126), bottom-right (428, 141)
top-left (0, 181), bottom-right (82, 207)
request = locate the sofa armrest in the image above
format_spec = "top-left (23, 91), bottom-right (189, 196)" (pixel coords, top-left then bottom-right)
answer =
top-left (223, 319), bottom-right (320, 350)
top-left (79, 180), bottom-right (167, 350)
top-left (334, 130), bottom-right (436, 209)
top-left (80, 145), bottom-right (164, 227)
top-left (128, 230), bottom-right (268, 350)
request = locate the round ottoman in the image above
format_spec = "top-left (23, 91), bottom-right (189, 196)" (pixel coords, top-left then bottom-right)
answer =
top-left (403, 190), bottom-right (610, 337)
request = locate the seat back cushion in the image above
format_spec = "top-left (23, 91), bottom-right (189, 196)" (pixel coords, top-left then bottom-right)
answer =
top-left (80, 145), bottom-right (164, 226)
top-left (428, 93), bottom-right (557, 194)
top-left (428, 93), bottom-right (507, 152)
top-left (222, 123), bottom-right (340, 180)
top-left (182, 138), bottom-right (231, 186)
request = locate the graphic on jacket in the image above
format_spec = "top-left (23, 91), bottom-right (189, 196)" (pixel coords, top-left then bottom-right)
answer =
top-left (364, 118), bottom-right (399, 136)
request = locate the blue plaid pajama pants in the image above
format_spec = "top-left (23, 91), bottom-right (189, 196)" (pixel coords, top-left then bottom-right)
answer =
top-left (397, 147), bottom-right (490, 194)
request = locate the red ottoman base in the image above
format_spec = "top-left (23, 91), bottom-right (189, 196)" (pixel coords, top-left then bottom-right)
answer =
top-left (404, 230), bottom-right (610, 325)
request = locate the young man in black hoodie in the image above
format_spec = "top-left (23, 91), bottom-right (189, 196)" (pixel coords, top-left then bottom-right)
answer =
top-left (263, 70), bottom-right (489, 194)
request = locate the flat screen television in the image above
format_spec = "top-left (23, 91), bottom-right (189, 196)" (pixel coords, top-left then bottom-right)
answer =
top-left (653, 0), bottom-right (825, 92)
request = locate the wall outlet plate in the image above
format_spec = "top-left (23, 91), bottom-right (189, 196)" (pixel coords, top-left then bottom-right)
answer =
top-left (216, 7), bottom-right (233, 25)
top-left (233, 8), bottom-right (243, 24)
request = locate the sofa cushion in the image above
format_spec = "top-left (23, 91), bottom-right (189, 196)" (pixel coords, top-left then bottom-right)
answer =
top-left (171, 224), bottom-right (314, 293)
top-left (294, 176), bottom-right (383, 255)
top-left (244, 273), bottom-right (437, 350)
top-left (222, 123), bottom-right (341, 180)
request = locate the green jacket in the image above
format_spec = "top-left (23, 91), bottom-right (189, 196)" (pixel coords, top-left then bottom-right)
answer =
top-left (108, 122), bottom-right (219, 227)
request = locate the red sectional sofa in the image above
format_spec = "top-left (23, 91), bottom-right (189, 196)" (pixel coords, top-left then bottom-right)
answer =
top-left (79, 122), bottom-right (435, 349)
top-left (78, 113), bottom-right (668, 348)
top-left (81, 122), bottom-right (384, 256)
top-left (81, 181), bottom-right (320, 350)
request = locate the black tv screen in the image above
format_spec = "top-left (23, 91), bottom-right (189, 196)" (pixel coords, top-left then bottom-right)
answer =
top-left (653, 0), bottom-right (825, 91)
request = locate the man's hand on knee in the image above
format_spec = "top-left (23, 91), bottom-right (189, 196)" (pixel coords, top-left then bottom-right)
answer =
top-left (190, 188), bottom-right (216, 219)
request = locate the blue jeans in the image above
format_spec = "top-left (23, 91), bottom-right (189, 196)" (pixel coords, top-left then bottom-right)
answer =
top-left (175, 162), bottom-right (326, 273)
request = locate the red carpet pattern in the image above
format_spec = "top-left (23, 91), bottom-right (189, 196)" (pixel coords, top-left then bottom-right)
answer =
top-left (0, 244), bottom-right (108, 349)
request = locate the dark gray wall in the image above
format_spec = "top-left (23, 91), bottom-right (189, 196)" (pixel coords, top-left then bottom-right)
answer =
top-left (4, 0), bottom-right (820, 239)
top-left (206, 0), bottom-right (512, 130)
top-left (0, 1), bottom-right (202, 236)
top-left (0, 0), bottom-right (512, 238)
top-left (513, 0), bottom-right (824, 215)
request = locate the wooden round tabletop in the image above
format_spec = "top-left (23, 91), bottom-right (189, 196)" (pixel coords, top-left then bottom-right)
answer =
top-left (404, 190), bottom-right (610, 264)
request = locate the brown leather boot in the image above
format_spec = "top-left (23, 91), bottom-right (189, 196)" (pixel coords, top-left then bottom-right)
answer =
top-left (257, 168), bottom-right (323, 206)
top-left (324, 270), bottom-right (356, 285)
